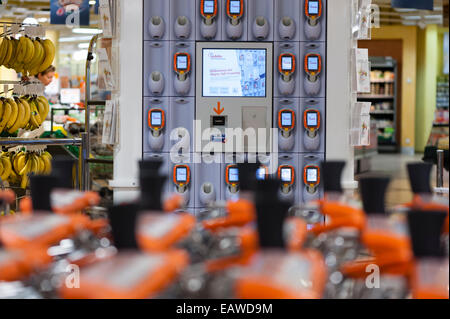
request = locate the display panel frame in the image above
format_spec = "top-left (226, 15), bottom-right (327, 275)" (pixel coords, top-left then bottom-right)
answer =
top-left (195, 42), bottom-right (273, 153)
top-left (201, 48), bottom-right (268, 98)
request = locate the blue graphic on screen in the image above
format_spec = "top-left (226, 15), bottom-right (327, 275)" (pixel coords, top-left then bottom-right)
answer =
top-left (203, 49), bottom-right (266, 97)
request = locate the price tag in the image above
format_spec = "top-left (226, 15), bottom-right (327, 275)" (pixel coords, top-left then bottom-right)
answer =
top-left (24, 25), bottom-right (34, 37)
top-left (33, 26), bottom-right (45, 38)
top-left (10, 24), bottom-right (20, 36)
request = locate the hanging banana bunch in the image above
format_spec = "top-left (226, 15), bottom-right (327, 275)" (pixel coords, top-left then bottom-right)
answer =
top-left (0, 150), bottom-right (53, 189)
top-left (0, 35), bottom-right (55, 76)
top-left (0, 95), bottom-right (50, 134)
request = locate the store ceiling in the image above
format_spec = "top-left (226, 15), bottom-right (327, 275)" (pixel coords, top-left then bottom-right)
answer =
top-left (0, 0), bottom-right (99, 27)
top-left (373, 0), bottom-right (449, 27)
top-left (1, 0), bottom-right (448, 28)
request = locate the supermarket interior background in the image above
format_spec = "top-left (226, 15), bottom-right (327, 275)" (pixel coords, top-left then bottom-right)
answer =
top-left (0, 0), bottom-right (448, 301)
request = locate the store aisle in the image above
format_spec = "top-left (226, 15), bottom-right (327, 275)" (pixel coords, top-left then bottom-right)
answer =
top-left (356, 153), bottom-right (449, 208)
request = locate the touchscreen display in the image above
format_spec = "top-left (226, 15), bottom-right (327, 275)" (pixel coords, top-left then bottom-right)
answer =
top-left (256, 167), bottom-right (266, 180)
top-left (176, 167), bottom-right (188, 182)
top-left (307, 56), bottom-right (319, 71)
top-left (229, 0), bottom-right (241, 14)
top-left (204, 0), bottom-right (215, 14)
top-left (281, 56), bottom-right (293, 71)
top-left (228, 167), bottom-right (239, 182)
top-left (307, 112), bottom-right (318, 127)
top-left (177, 55), bottom-right (188, 70)
top-left (151, 111), bottom-right (162, 126)
top-left (203, 49), bottom-right (266, 97)
top-left (306, 168), bottom-right (318, 183)
top-left (281, 168), bottom-right (292, 182)
top-left (281, 112), bottom-right (293, 127)
top-left (308, 1), bottom-right (319, 15)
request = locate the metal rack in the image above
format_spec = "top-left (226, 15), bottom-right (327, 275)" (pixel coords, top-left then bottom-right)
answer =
top-left (84, 34), bottom-right (114, 191)
top-left (0, 136), bottom-right (87, 190)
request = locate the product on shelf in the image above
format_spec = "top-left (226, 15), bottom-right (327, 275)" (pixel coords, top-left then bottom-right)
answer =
top-left (0, 95), bottom-right (50, 134)
top-left (0, 150), bottom-right (52, 189)
top-left (0, 36), bottom-right (55, 76)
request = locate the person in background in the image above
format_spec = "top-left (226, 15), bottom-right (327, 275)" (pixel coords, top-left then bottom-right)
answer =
top-left (21, 65), bottom-right (56, 87)
top-left (36, 65), bottom-right (56, 86)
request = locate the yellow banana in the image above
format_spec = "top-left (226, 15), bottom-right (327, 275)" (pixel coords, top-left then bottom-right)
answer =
top-left (6, 98), bottom-right (19, 129)
top-left (19, 98), bottom-right (32, 129)
top-left (16, 36), bottom-right (28, 63)
top-left (41, 153), bottom-right (52, 175)
top-left (0, 99), bottom-right (12, 133)
top-left (37, 96), bottom-right (50, 120)
top-left (30, 40), bottom-right (46, 76)
top-left (16, 152), bottom-right (27, 174)
top-left (8, 98), bottom-right (25, 134)
top-left (2, 38), bottom-right (13, 66)
top-left (0, 38), bottom-right (9, 66)
top-left (5, 38), bottom-right (18, 69)
top-left (35, 98), bottom-right (46, 123)
top-left (19, 155), bottom-right (32, 176)
top-left (22, 36), bottom-right (35, 64)
top-left (21, 175), bottom-right (29, 189)
top-left (29, 99), bottom-right (42, 128)
top-left (0, 99), bottom-right (4, 121)
top-left (38, 39), bottom-right (56, 73)
top-left (0, 157), bottom-right (12, 181)
top-left (25, 39), bottom-right (43, 75)
top-left (0, 159), bottom-right (4, 177)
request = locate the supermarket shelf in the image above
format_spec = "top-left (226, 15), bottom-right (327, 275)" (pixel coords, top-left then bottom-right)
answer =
top-left (378, 144), bottom-right (397, 152)
top-left (358, 95), bottom-right (395, 99)
top-left (370, 80), bottom-right (395, 83)
top-left (0, 138), bottom-right (82, 146)
top-left (370, 110), bottom-right (394, 115)
top-left (433, 123), bottom-right (449, 127)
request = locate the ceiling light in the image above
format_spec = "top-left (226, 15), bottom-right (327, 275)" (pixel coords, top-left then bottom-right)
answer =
top-left (72, 28), bottom-right (102, 34)
top-left (73, 50), bottom-right (88, 61)
top-left (23, 17), bottom-right (38, 25)
top-left (402, 21), bottom-right (417, 26)
top-left (394, 8), bottom-right (418, 12)
top-left (89, 0), bottom-right (97, 5)
top-left (37, 17), bottom-right (48, 23)
top-left (59, 36), bottom-right (94, 42)
top-left (423, 15), bottom-right (442, 19)
top-left (402, 15), bottom-right (422, 20)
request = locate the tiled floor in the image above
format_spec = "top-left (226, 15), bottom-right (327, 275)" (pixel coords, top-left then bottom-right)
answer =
top-left (356, 153), bottom-right (449, 209)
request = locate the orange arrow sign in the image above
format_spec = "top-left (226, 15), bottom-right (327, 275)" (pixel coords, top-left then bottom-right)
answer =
top-left (213, 102), bottom-right (224, 115)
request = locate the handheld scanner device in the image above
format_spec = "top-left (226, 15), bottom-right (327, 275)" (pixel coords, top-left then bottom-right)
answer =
top-left (226, 165), bottom-right (240, 193)
top-left (201, 0), bottom-right (218, 24)
top-left (205, 225), bottom-right (258, 272)
top-left (304, 53), bottom-right (322, 82)
top-left (304, 165), bottom-right (320, 193)
top-left (147, 109), bottom-right (165, 137)
top-left (305, 0), bottom-right (322, 26)
top-left (256, 165), bottom-right (269, 181)
top-left (59, 250), bottom-right (189, 299)
top-left (278, 109), bottom-right (296, 138)
top-left (173, 52), bottom-right (191, 81)
top-left (226, 0), bottom-right (244, 25)
top-left (234, 250), bottom-right (327, 299)
top-left (173, 165), bottom-right (190, 193)
top-left (278, 165), bottom-right (295, 193)
top-left (51, 190), bottom-right (101, 215)
top-left (278, 53), bottom-right (296, 82)
top-left (0, 213), bottom-right (90, 250)
top-left (0, 247), bottom-right (52, 282)
top-left (304, 109), bottom-right (321, 138)
top-left (202, 200), bottom-right (256, 231)
top-left (137, 213), bottom-right (196, 252)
